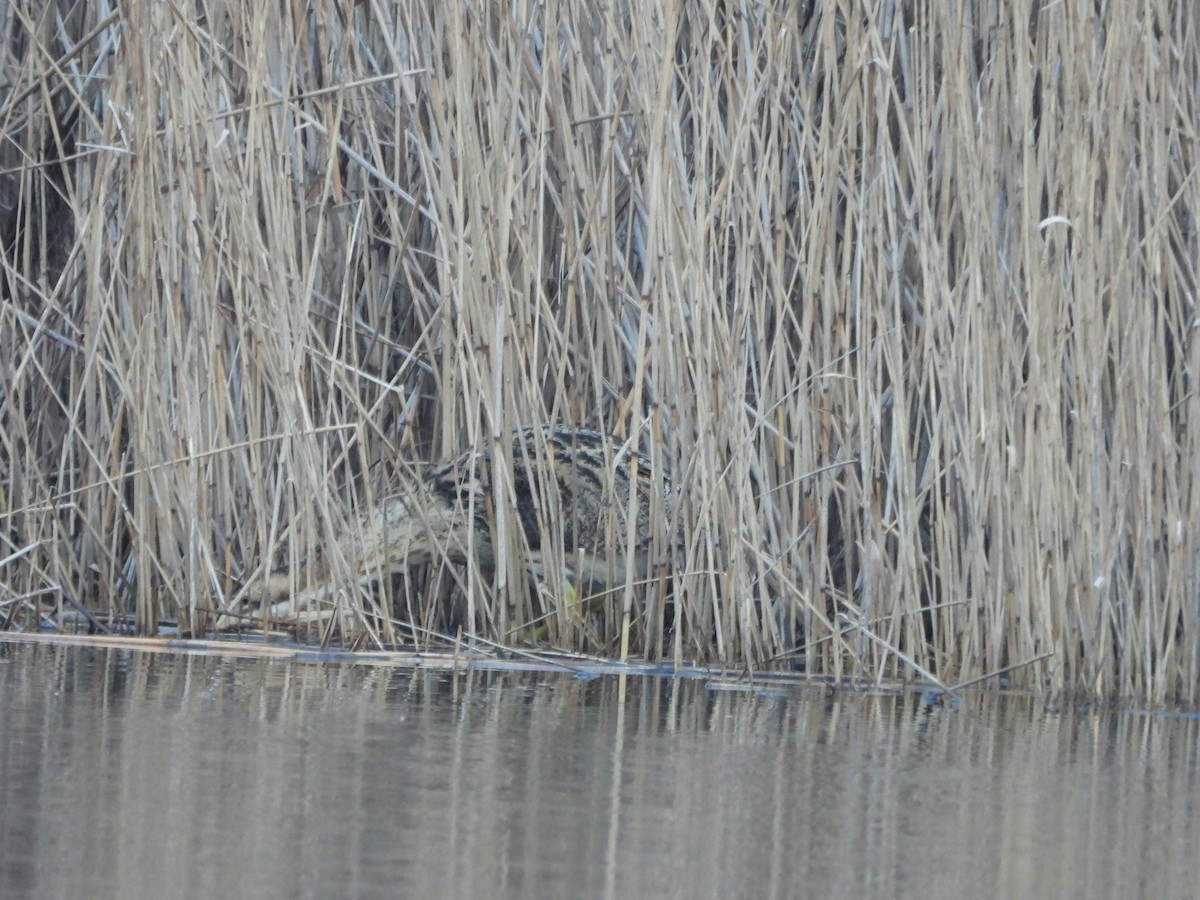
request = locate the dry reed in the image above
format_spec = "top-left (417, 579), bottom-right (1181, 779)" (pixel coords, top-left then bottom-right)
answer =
top-left (1, 1), bottom-right (1197, 702)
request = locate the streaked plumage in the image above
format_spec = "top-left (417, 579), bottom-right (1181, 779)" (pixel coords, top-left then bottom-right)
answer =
top-left (218, 425), bottom-right (674, 630)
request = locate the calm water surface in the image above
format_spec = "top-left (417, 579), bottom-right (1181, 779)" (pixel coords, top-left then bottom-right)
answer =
top-left (1, 640), bottom-right (1197, 899)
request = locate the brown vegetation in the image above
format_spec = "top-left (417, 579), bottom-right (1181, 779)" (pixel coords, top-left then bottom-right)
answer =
top-left (1, 1), bottom-right (1197, 701)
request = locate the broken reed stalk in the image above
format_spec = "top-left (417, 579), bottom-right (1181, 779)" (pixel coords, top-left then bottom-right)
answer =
top-left (0, 0), bottom-right (1197, 702)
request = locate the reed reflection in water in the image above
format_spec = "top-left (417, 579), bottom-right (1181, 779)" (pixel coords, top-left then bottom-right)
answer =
top-left (1, 640), bottom-right (1197, 898)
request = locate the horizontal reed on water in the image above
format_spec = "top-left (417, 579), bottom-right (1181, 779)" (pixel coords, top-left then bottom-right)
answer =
top-left (1, 1), bottom-right (1197, 702)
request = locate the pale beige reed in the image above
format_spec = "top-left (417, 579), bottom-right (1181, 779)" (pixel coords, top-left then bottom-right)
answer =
top-left (1, 2), bottom-right (1197, 700)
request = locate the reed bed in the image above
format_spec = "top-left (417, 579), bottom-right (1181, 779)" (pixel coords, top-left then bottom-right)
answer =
top-left (1, 1), bottom-right (1197, 702)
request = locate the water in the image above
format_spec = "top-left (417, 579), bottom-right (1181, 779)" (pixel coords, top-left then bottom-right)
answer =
top-left (1, 639), bottom-right (1197, 899)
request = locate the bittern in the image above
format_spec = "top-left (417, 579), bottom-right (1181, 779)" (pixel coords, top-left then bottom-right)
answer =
top-left (218, 425), bottom-right (675, 630)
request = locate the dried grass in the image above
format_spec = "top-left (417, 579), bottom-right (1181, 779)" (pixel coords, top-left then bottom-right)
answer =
top-left (1, 1), bottom-right (1197, 701)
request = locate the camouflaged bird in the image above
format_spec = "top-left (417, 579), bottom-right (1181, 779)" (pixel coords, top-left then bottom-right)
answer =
top-left (217, 425), bottom-right (676, 630)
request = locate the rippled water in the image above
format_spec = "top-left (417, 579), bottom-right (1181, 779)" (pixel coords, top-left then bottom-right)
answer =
top-left (1, 639), bottom-right (1197, 898)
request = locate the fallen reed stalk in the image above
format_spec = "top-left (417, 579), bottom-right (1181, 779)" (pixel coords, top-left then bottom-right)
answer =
top-left (1, 1), bottom-right (1197, 702)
